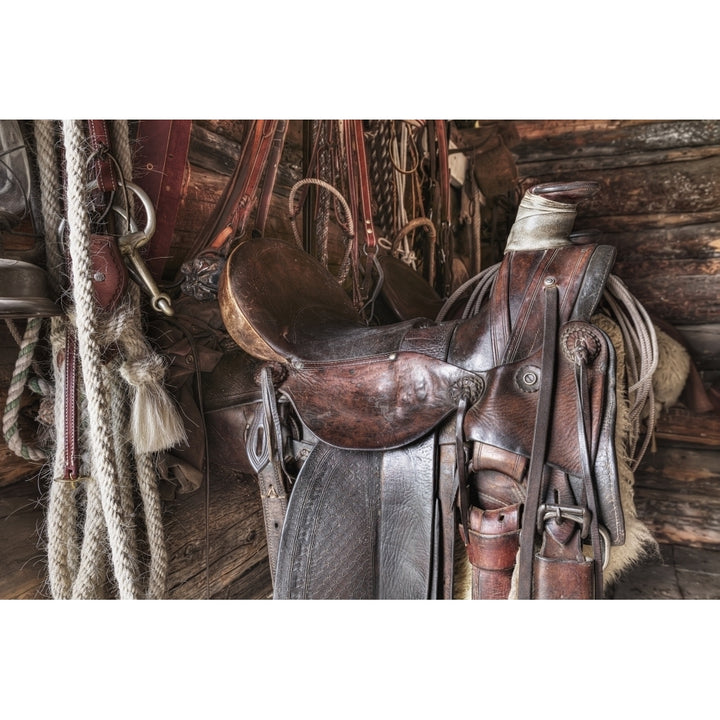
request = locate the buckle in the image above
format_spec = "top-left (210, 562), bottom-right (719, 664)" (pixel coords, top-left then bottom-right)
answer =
top-left (537, 504), bottom-right (612, 569)
top-left (536, 503), bottom-right (591, 538)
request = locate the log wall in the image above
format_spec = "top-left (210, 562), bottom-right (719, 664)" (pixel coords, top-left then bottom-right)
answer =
top-left (2, 119), bottom-right (719, 599)
top-left (507, 119), bottom-right (720, 549)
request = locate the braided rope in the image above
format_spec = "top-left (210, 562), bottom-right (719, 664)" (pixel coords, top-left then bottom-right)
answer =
top-left (135, 450), bottom-right (168, 598)
top-left (367, 120), bottom-right (394, 238)
top-left (33, 121), bottom-right (65, 289)
top-left (34, 122), bottom-right (84, 598)
top-left (62, 119), bottom-right (139, 599)
top-left (70, 477), bottom-right (109, 598)
top-left (289, 177), bottom-right (355, 283)
top-left (97, 119), bottom-right (178, 597)
top-left (2, 317), bottom-right (47, 462)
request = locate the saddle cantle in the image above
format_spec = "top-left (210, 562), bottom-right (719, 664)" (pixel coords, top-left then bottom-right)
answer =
top-left (217, 180), bottom-right (628, 599)
top-left (219, 237), bottom-right (483, 451)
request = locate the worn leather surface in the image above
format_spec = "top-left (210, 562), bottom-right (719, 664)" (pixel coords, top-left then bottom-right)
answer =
top-left (274, 434), bottom-right (438, 599)
top-left (219, 207), bottom-right (624, 599)
top-left (273, 441), bottom-right (381, 599)
top-left (90, 234), bottom-right (127, 311)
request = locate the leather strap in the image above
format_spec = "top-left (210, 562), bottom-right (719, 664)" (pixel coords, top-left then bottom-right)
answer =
top-left (517, 280), bottom-right (559, 599)
top-left (246, 367), bottom-right (290, 585)
top-left (429, 120), bottom-right (453, 295)
top-left (254, 121), bottom-right (288, 237)
top-left (573, 354), bottom-right (605, 597)
top-left (63, 331), bottom-right (80, 481)
top-left (133, 120), bottom-right (192, 280)
top-left (344, 120), bottom-right (378, 305)
top-left (185, 120), bottom-right (280, 263)
top-left (86, 120), bottom-right (118, 194)
top-left (467, 504), bottom-right (521, 599)
top-left (438, 419), bottom-right (459, 599)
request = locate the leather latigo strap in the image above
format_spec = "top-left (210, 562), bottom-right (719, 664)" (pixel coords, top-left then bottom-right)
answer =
top-left (133, 120), bottom-right (192, 280)
top-left (255, 121), bottom-right (289, 236)
top-left (187, 120), bottom-right (281, 263)
top-left (63, 331), bottom-right (80, 482)
top-left (87, 120), bottom-right (118, 194)
top-left (343, 120), bottom-right (378, 303)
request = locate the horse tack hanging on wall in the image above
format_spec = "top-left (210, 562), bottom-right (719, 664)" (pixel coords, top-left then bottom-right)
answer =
top-left (10, 119), bottom-right (191, 600)
top-left (217, 179), bottom-right (661, 600)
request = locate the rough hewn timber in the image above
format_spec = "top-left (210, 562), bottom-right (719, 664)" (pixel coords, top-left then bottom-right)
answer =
top-left (0, 477), bottom-right (48, 599)
top-left (520, 156), bottom-right (720, 220)
top-left (609, 257), bottom-right (720, 325)
top-left (633, 444), bottom-right (720, 549)
top-left (164, 465), bottom-right (272, 599)
top-left (601, 222), bottom-right (720, 261)
top-left (510, 120), bottom-right (720, 161)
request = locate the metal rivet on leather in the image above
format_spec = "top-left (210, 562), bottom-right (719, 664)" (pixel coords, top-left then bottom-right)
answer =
top-left (515, 365), bottom-right (541, 393)
top-left (543, 276), bottom-right (556, 287)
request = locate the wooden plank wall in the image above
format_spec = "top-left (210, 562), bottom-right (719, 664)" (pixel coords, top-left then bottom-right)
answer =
top-left (509, 119), bottom-right (720, 549)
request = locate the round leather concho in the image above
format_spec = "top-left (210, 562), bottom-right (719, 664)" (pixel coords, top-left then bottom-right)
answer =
top-left (449, 375), bottom-right (485, 404)
top-left (514, 365), bottom-right (541, 393)
top-left (560, 322), bottom-right (602, 366)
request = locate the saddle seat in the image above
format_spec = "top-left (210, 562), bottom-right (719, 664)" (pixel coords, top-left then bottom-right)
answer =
top-left (219, 237), bottom-right (482, 451)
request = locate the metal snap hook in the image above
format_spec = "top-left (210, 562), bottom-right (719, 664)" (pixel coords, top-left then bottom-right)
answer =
top-left (113, 180), bottom-right (156, 250)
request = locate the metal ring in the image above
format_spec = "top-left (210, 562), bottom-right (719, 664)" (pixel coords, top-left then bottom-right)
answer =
top-left (113, 180), bottom-right (156, 248)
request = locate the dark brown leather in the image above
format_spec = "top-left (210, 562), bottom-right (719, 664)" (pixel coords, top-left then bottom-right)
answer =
top-left (533, 555), bottom-right (594, 600)
top-left (376, 253), bottom-right (444, 322)
top-left (217, 181), bottom-right (624, 601)
top-left (90, 234), bottom-right (128, 311)
top-left (133, 120), bottom-right (192, 280)
top-left (466, 504), bottom-right (520, 600)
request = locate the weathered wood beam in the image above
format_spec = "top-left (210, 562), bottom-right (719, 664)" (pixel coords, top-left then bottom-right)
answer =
top-left (520, 156), bottom-right (720, 219)
top-left (634, 443), bottom-right (720, 549)
top-left (601, 222), bottom-right (720, 262)
top-left (0, 478), bottom-right (47, 599)
top-left (164, 465), bottom-right (272, 599)
top-left (654, 407), bottom-right (720, 447)
top-left (511, 120), bottom-right (720, 162)
top-left (611, 258), bottom-right (720, 325)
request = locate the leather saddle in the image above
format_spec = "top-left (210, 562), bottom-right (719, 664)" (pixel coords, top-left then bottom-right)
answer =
top-left (216, 181), bottom-right (624, 599)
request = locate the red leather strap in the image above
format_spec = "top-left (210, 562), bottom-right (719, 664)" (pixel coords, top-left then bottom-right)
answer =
top-left (86, 120), bottom-right (118, 193)
top-left (254, 120), bottom-right (288, 236)
top-left (133, 120), bottom-right (192, 280)
top-left (187, 120), bottom-right (280, 262)
top-left (351, 120), bottom-right (377, 254)
top-left (63, 331), bottom-right (79, 481)
top-left (343, 120), bottom-right (378, 304)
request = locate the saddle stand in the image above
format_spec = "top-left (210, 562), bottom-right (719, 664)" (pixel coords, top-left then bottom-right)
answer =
top-left (217, 181), bottom-right (625, 599)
